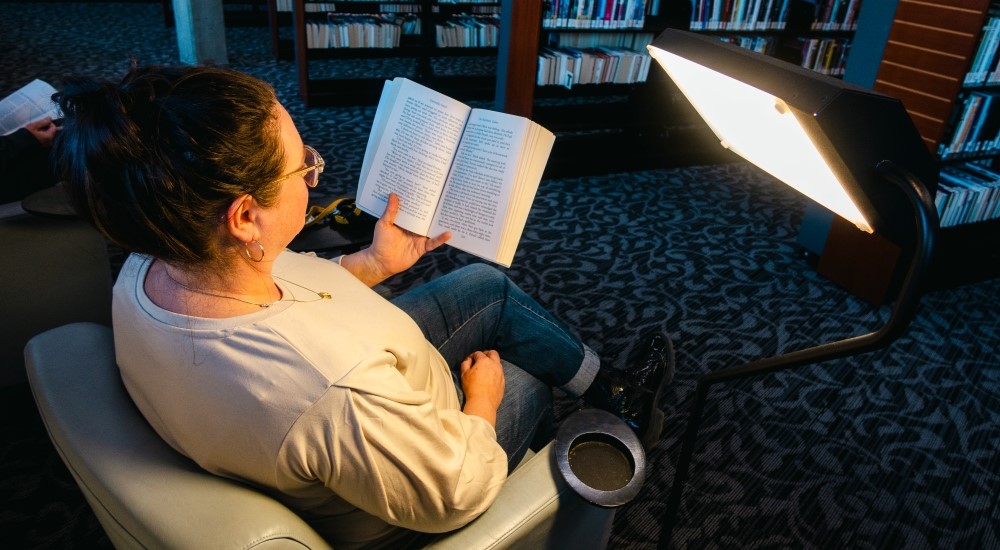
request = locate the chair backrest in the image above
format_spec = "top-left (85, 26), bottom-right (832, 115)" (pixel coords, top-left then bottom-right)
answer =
top-left (25, 322), bottom-right (617, 550)
top-left (24, 322), bottom-right (334, 549)
top-left (0, 208), bottom-right (112, 386)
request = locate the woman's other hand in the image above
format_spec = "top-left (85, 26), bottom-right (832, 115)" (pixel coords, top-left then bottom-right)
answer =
top-left (460, 350), bottom-right (505, 427)
top-left (25, 117), bottom-right (59, 148)
top-left (339, 193), bottom-right (450, 286)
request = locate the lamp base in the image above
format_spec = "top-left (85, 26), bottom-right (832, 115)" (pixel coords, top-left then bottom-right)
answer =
top-left (554, 409), bottom-right (646, 508)
top-left (816, 215), bottom-right (902, 306)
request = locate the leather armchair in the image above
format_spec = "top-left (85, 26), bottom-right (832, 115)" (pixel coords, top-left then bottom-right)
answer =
top-left (25, 322), bottom-right (616, 549)
top-left (0, 203), bottom-right (112, 386)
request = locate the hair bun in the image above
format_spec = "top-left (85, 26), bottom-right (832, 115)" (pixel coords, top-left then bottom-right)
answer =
top-left (56, 77), bottom-right (125, 119)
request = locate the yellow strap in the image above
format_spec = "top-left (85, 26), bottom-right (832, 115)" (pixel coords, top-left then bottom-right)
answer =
top-left (304, 197), bottom-right (349, 229)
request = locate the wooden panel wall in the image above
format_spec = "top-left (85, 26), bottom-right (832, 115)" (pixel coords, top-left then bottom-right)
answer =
top-left (873, 0), bottom-right (992, 153)
top-left (496, 0), bottom-right (542, 117)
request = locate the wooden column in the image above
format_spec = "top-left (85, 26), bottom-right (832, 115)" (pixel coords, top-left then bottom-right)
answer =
top-left (495, 0), bottom-right (541, 117)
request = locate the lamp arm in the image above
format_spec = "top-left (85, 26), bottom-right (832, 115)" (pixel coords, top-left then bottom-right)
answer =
top-left (658, 160), bottom-right (938, 548)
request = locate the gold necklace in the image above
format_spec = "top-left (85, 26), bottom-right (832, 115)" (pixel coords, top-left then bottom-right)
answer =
top-left (275, 275), bottom-right (333, 302)
top-left (163, 268), bottom-right (331, 308)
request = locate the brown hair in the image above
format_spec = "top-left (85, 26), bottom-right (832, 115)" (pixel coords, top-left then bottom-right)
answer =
top-left (54, 64), bottom-right (286, 268)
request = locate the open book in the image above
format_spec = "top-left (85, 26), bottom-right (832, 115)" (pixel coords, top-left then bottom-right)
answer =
top-left (0, 79), bottom-right (60, 136)
top-left (357, 77), bottom-right (555, 267)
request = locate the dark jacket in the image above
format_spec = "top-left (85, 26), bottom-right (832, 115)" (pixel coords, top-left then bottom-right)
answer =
top-left (0, 127), bottom-right (57, 204)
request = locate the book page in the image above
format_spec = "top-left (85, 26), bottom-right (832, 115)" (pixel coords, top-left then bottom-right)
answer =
top-left (0, 79), bottom-right (60, 136)
top-left (428, 109), bottom-right (530, 264)
top-left (356, 77), bottom-right (470, 234)
top-left (358, 80), bottom-right (396, 187)
top-left (496, 124), bottom-right (554, 265)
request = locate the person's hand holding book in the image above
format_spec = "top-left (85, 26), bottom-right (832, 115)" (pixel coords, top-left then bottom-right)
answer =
top-left (24, 117), bottom-right (59, 148)
top-left (356, 77), bottom-right (554, 267)
top-left (339, 193), bottom-right (451, 286)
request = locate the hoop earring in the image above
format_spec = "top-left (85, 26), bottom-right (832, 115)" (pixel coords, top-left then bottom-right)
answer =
top-left (243, 240), bottom-right (265, 262)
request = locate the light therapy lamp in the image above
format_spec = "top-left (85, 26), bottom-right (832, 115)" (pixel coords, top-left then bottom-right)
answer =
top-left (645, 29), bottom-right (940, 545)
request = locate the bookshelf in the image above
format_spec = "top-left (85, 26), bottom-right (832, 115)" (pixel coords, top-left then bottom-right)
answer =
top-left (868, 0), bottom-right (1000, 290)
top-left (512, 0), bottom-right (861, 176)
top-left (269, 0), bottom-right (501, 106)
top-left (505, 0), bottom-right (738, 176)
top-left (663, 2), bottom-right (862, 78)
top-left (815, 0), bottom-right (1000, 298)
top-left (775, 0), bottom-right (862, 77)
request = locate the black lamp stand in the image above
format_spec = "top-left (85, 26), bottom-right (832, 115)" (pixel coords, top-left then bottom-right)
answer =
top-left (658, 160), bottom-right (939, 548)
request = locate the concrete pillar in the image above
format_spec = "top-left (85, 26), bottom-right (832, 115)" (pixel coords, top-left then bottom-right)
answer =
top-left (172, 0), bottom-right (228, 65)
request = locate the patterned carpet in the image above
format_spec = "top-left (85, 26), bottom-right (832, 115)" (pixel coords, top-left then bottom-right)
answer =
top-left (2, 3), bottom-right (999, 549)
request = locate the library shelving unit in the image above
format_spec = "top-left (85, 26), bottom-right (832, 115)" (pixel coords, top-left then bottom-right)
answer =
top-left (873, 0), bottom-right (1000, 289)
top-left (503, 0), bottom-right (742, 176)
top-left (935, 5), bottom-right (1000, 232)
top-left (776, 0), bottom-right (863, 77)
top-left (688, 0), bottom-right (791, 56)
top-left (268, 0), bottom-right (501, 106)
top-left (517, 0), bottom-right (858, 176)
top-left (681, 1), bottom-right (862, 76)
top-left (818, 0), bottom-right (1000, 295)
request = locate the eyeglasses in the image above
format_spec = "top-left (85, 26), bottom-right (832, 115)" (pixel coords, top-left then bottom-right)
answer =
top-left (269, 144), bottom-right (324, 188)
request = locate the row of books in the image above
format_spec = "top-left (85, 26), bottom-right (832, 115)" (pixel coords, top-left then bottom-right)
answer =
top-left (542, 0), bottom-right (648, 30)
top-left (537, 46), bottom-right (652, 87)
top-left (435, 15), bottom-right (499, 48)
top-left (276, 1), bottom-right (421, 12)
top-left (965, 13), bottom-right (1000, 87)
top-left (936, 162), bottom-right (1000, 227)
top-left (304, 14), bottom-right (419, 48)
top-left (690, 0), bottom-right (790, 31)
top-left (276, 1), bottom-right (337, 12)
top-left (455, 5), bottom-right (501, 14)
top-left (939, 91), bottom-right (1000, 159)
top-left (809, 0), bottom-right (863, 31)
top-left (799, 37), bottom-right (852, 76)
top-left (715, 34), bottom-right (776, 55)
top-left (547, 31), bottom-right (654, 50)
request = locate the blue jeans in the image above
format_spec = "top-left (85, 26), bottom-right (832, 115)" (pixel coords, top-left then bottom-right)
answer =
top-left (392, 263), bottom-right (600, 469)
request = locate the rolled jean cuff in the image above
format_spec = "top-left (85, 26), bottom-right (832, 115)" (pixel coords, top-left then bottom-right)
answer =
top-left (560, 345), bottom-right (600, 398)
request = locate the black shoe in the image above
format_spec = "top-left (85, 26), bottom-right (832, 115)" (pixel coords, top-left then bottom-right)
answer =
top-left (583, 331), bottom-right (675, 450)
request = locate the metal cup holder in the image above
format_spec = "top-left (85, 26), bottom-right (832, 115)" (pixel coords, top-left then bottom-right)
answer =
top-left (554, 408), bottom-right (646, 508)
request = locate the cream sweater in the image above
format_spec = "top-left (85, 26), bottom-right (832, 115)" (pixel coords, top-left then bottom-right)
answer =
top-left (113, 251), bottom-right (507, 548)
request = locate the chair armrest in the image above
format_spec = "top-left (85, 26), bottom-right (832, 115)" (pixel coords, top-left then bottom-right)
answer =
top-left (423, 443), bottom-right (615, 550)
top-left (25, 322), bottom-right (333, 550)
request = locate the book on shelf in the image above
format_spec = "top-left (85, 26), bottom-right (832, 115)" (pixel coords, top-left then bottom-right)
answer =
top-left (691, 0), bottom-right (789, 31)
top-left (720, 34), bottom-right (776, 55)
top-left (275, 1), bottom-right (336, 12)
top-left (0, 79), bottom-right (60, 136)
top-left (956, 163), bottom-right (1000, 224)
top-left (940, 92), bottom-right (1000, 159)
top-left (306, 14), bottom-right (420, 49)
top-left (799, 37), bottom-right (852, 76)
top-left (435, 15), bottom-right (500, 48)
top-left (962, 94), bottom-right (994, 155)
top-left (542, 0), bottom-right (647, 29)
top-left (548, 30), bottom-right (654, 50)
top-left (965, 13), bottom-right (1000, 86)
top-left (810, 0), bottom-right (862, 31)
top-left (537, 45), bottom-right (651, 86)
top-left (357, 77), bottom-right (556, 267)
top-left (936, 163), bottom-right (1000, 227)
